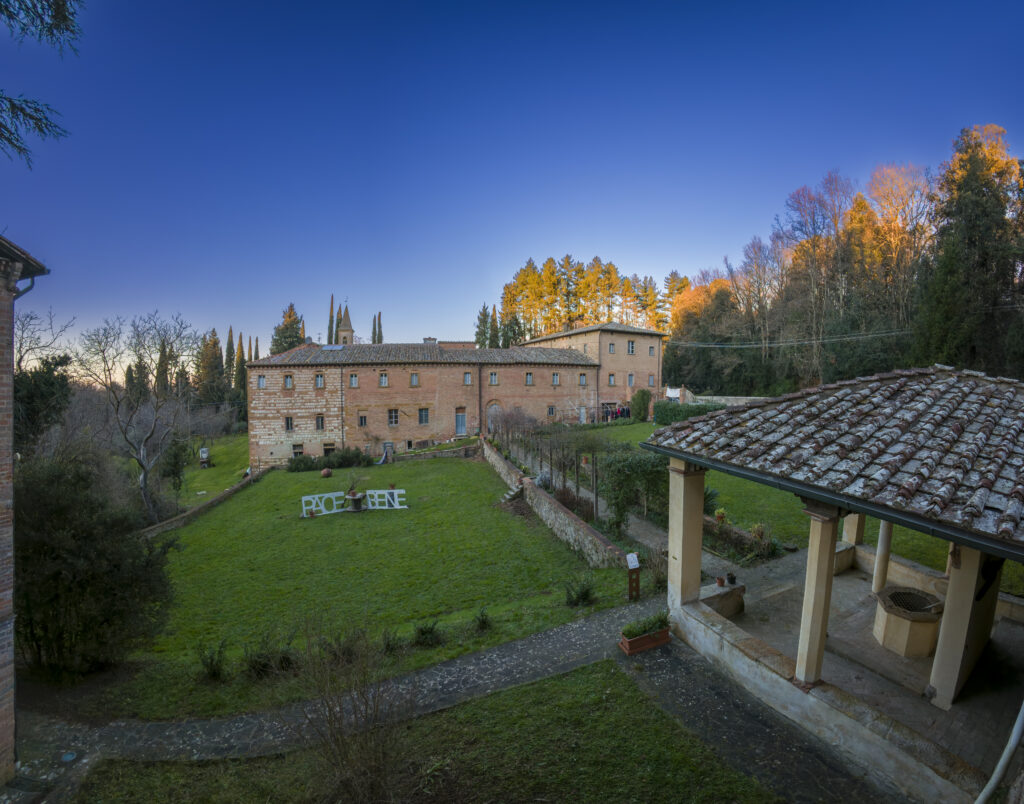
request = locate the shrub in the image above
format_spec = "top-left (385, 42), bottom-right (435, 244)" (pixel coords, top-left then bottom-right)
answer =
top-left (319, 447), bottom-right (373, 470)
top-left (652, 400), bottom-right (725, 426)
top-left (380, 628), bottom-right (403, 655)
top-left (473, 607), bottom-right (492, 632)
top-left (565, 573), bottom-right (596, 607)
top-left (412, 620), bottom-right (444, 648)
top-left (630, 388), bottom-right (652, 422)
top-left (243, 629), bottom-right (299, 679)
top-left (319, 629), bottom-right (368, 666)
top-left (14, 457), bottom-right (173, 677)
top-left (621, 610), bottom-right (670, 639)
top-left (643, 548), bottom-right (668, 591)
top-left (703, 486), bottom-right (720, 516)
top-left (197, 639), bottom-right (229, 681)
top-left (286, 454), bottom-right (317, 472)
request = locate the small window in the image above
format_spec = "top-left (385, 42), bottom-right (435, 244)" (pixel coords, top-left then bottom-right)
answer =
top-left (284, 374), bottom-right (293, 389)
top-left (525, 372), bottom-right (533, 386)
top-left (489, 371), bottom-right (498, 386)
top-left (315, 373), bottom-right (324, 388)
top-left (379, 372), bottom-right (389, 387)
top-left (547, 405), bottom-right (555, 416)
top-left (358, 413), bottom-right (367, 427)
top-left (323, 442), bottom-right (335, 455)
top-left (316, 414), bottom-right (325, 430)
top-left (349, 373), bottom-right (358, 388)
top-left (583, 344), bottom-right (588, 354)
top-left (552, 372), bottom-right (560, 386)
top-left (419, 408), bottom-right (429, 424)
top-left (292, 443), bottom-right (303, 458)
top-left (628, 373), bottom-right (634, 387)
top-left (648, 374), bottom-right (655, 387)
top-left (608, 373), bottom-right (616, 386)
top-left (410, 372), bottom-right (419, 387)
top-left (257, 375), bottom-right (266, 389)
top-left (608, 343), bottom-right (615, 354)
top-left (463, 372), bottom-right (472, 385)
top-left (649, 345), bottom-right (655, 357)
top-left (579, 373), bottom-right (587, 386)
top-left (407, 440), bottom-right (413, 450)
top-left (284, 416), bottom-right (294, 431)
top-left (388, 408), bottom-right (399, 426)
top-left (628, 340), bottom-right (635, 355)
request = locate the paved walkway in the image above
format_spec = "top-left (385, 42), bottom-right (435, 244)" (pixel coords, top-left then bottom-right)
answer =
top-left (8, 597), bottom-right (899, 803)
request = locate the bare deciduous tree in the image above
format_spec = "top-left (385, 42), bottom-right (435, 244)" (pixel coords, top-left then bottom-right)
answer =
top-left (14, 308), bottom-right (74, 370)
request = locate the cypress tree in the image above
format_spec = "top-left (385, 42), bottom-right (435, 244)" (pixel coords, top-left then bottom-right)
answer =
top-left (377, 311), bottom-right (383, 343)
top-left (488, 305), bottom-right (500, 348)
top-left (233, 332), bottom-right (246, 390)
top-left (371, 315), bottom-right (378, 344)
top-left (154, 339), bottom-right (171, 395)
top-left (254, 337), bottom-right (260, 361)
top-left (335, 307), bottom-right (343, 343)
top-left (474, 304), bottom-right (490, 347)
top-left (247, 336), bottom-right (252, 362)
top-left (327, 294), bottom-right (335, 345)
top-left (224, 325), bottom-right (235, 390)
top-left (300, 320), bottom-right (306, 341)
top-left (195, 329), bottom-right (226, 404)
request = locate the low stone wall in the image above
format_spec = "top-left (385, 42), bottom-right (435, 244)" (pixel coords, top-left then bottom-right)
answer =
top-left (669, 598), bottom-right (983, 802)
top-left (481, 438), bottom-right (624, 569)
top-left (394, 444), bottom-right (480, 462)
top-left (139, 468), bottom-right (270, 539)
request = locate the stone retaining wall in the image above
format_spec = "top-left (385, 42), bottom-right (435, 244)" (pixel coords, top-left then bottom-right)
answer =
top-left (394, 444), bottom-right (480, 462)
top-left (481, 438), bottom-right (624, 569)
top-left (139, 468), bottom-right (270, 539)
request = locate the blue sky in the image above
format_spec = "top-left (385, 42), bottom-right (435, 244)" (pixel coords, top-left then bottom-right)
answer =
top-left (3, 0), bottom-right (1023, 348)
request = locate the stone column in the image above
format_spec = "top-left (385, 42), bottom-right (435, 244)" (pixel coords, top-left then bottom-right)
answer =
top-left (928, 546), bottom-right (1003, 710)
top-left (667, 459), bottom-right (704, 607)
top-left (0, 259), bottom-right (20, 781)
top-left (842, 513), bottom-right (865, 544)
top-left (796, 501), bottom-right (840, 685)
top-left (872, 521), bottom-right (893, 594)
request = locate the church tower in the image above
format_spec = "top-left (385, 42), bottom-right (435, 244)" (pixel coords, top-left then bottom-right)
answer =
top-left (336, 305), bottom-right (354, 345)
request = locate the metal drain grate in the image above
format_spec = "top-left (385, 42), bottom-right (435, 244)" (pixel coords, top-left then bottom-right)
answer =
top-left (889, 590), bottom-right (933, 612)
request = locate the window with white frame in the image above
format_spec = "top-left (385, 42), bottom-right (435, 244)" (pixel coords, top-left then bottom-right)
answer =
top-left (410, 372), bottom-right (419, 387)
top-left (489, 371), bottom-right (498, 385)
top-left (608, 373), bottom-right (616, 386)
top-left (463, 372), bottom-right (472, 385)
top-left (547, 405), bottom-right (555, 416)
top-left (579, 373), bottom-right (587, 386)
top-left (552, 372), bottom-right (560, 385)
top-left (379, 372), bottom-right (389, 387)
top-left (315, 373), bottom-right (324, 388)
top-left (649, 345), bottom-right (655, 357)
top-left (628, 340), bottom-right (635, 355)
top-left (648, 374), bottom-right (655, 387)
top-left (257, 375), bottom-right (266, 389)
top-left (284, 374), bottom-right (293, 389)
top-left (292, 443), bottom-right (303, 457)
top-left (388, 408), bottom-right (399, 426)
top-left (349, 373), bottom-right (358, 388)
top-left (358, 412), bottom-right (367, 427)
top-left (316, 414), bottom-right (325, 430)
top-left (284, 416), bottom-right (294, 431)
top-left (525, 372), bottom-right (533, 386)
top-left (628, 373), bottom-right (634, 387)
top-left (608, 342), bottom-right (615, 354)
top-left (418, 408), bottom-right (429, 424)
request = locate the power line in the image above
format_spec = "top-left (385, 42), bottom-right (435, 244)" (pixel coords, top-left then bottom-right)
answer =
top-left (667, 329), bottom-right (912, 350)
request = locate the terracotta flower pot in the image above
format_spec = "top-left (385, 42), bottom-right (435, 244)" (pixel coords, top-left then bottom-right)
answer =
top-left (618, 628), bottom-right (671, 656)
top-left (321, 468), bottom-right (332, 478)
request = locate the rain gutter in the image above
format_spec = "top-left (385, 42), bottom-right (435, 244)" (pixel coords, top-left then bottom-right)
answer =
top-left (640, 441), bottom-right (1024, 564)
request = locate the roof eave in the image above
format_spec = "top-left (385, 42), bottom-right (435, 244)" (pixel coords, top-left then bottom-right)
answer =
top-left (639, 441), bottom-right (1024, 563)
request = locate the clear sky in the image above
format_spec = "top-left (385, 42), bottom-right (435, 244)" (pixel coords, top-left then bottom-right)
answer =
top-left (4, 0), bottom-right (1023, 349)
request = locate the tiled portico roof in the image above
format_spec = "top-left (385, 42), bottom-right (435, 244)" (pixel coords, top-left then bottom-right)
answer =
top-left (249, 343), bottom-right (597, 367)
top-left (523, 322), bottom-right (664, 344)
top-left (643, 366), bottom-right (1024, 559)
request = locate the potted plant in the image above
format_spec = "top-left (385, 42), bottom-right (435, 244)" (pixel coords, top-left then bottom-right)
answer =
top-left (618, 609), bottom-right (671, 656)
top-left (345, 471), bottom-right (368, 512)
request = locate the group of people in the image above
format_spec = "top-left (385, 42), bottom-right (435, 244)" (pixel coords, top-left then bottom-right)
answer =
top-left (605, 404), bottom-right (631, 421)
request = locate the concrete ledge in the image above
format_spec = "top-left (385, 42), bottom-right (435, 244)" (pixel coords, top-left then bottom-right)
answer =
top-left (138, 467), bottom-right (271, 539)
top-left (699, 582), bottom-right (745, 618)
top-left (834, 542), bottom-right (856, 574)
top-left (669, 600), bottom-right (985, 802)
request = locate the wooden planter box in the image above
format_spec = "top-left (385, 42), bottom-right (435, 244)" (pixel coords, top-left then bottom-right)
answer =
top-left (618, 627), bottom-right (670, 656)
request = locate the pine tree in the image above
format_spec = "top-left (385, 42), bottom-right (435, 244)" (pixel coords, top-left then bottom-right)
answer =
top-left (224, 325), bottom-right (235, 390)
top-left (154, 339), bottom-right (171, 395)
top-left (327, 294), bottom-right (335, 345)
top-left (371, 315), bottom-right (378, 344)
top-left (270, 304), bottom-right (304, 354)
top-left (474, 304), bottom-right (490, 348)
top-left (488, 305), bottom-right (500, 348)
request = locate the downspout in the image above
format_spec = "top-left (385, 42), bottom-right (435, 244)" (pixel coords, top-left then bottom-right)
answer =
top-left (477, 364), bottom-right (483, 436)
top-left (976, 699), bottom-right (1024, 803)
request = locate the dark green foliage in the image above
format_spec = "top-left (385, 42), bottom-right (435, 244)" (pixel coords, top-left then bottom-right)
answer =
top-left (499, 311), bottom-right (525, 348)
top-left (14, 457), bottom-right (173, 676)
top-left (474, 304), bottom-right (489, 348)
top-left (487, 305), bottom-right (500, 348)
top-left (630, 388), bottom-right (652, 422)
top-left (13, 352), bottom-right (71, 455)
top-left (412, 620), bottom-right (444, 647)
top-left (379, 628), bottom-right (403, 654)
top-left (621, 610), bottom-right (669, 639)
top-left (473, 607), bottom-right (492, 632)
top-left (652, 400), bottom-right (725, 426)
top-left (703, 486), bottom-right (720, 516)
top-left (243, 629), bottom-right (299, 679)
top-left (327, 295), bottom-right (335, 346)
top-left (318, 629), bottom-right (368, 666)
top-left (224, 326), bottom-right (235, 390)
top-left (564, 572), bottom-right (596, 607)
top-left (197, 639), bottom-right (229, 681)
top-left (270, 303), bottom-right (304, 355)
top-left (599, 448), bottom-right (669, 535)
top-left (195, 329), bottom-right (226, 404)
top-left (376, 312), bottom-right (383, 344)
top-left (159, 436), bottom-right (190, 494)
top-left (371, 314), bottom-right (378, 344)
top-left (287, 447), bottom-right (372, 472)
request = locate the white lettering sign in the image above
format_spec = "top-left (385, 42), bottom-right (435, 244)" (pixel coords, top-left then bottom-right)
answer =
top-left (301, 489), bottom-right (408, 517)
top-left (626, 552), bottom-right (640, 570)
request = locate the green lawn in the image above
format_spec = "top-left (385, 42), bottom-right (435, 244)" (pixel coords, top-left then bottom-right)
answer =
top-left (574, 421), bottom-right (1024, 595)
top-left (86, 457), bottom-right (630, 719)
top-left (75, 661), bottom-right (775, 804)
top-left (178, 433), bottom-right (251, 507)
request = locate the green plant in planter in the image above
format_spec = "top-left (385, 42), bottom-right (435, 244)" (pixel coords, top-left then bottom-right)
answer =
top-left (621, 610), bottom-right (670, 640)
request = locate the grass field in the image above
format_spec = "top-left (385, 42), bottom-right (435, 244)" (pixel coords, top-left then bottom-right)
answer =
top-left (177, 434), bottom-right (252, 507)
top-left (84, 456), bottom-right (631, 719)
top-left (583, 421), bottom-right (1024, 595)
top-left (75, 661), bottom-right (774, 804)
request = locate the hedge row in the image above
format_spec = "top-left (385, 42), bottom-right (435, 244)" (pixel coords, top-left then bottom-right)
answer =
top-left (652, 400), bottom-right (725, 426)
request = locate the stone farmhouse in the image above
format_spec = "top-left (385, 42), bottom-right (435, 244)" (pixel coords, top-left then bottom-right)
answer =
top-left (247, 320), bottom-right (664, 466)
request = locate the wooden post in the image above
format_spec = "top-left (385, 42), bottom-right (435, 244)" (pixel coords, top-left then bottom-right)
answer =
top-left (795, 502), bottom-right (840, 685)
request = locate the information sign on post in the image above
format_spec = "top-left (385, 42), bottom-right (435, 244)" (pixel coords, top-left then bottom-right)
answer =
top-left (626, 552), bottom-right (641, 601)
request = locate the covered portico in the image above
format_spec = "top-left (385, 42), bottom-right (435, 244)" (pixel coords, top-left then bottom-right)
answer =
top-left (643, 366), bottom-right (1024, 800)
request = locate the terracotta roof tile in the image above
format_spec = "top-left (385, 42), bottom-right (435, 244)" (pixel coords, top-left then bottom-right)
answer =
top-left (248, 343), bottom-right (597, 368)
top-left (644, 365), bottom-right (1024, 551)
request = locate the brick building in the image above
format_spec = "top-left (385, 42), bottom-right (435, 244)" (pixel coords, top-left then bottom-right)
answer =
top-left (247, 322), bottom-right (664, 466)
